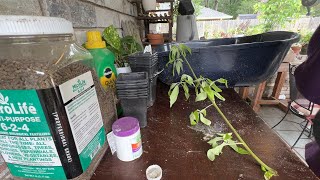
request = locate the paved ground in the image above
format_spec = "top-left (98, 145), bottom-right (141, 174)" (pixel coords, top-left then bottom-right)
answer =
top-left (258, 106), bottom-right (314, 164)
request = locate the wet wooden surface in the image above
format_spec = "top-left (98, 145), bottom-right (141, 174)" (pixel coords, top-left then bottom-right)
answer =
top-left (92, 82), bottom-right (318, 180)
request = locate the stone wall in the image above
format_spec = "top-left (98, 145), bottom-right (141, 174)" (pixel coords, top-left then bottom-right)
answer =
top-left (0, 0), bottom-right (138, 44)
top-left (0, 0), bottom-right (138, 178)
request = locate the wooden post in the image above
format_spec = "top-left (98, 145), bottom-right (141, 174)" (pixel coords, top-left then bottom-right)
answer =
top-left (271, 71), bottom-right (287, 99)
top-left (239, 87), bottom-right (249, 100)
top-left (252, 81), bottom-right (267, 112)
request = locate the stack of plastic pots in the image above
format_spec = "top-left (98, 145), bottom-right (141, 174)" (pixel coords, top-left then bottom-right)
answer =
top-left (116, 72), bottom-right (148, 128)
top-left (128, 52), bottom-right (158, 107)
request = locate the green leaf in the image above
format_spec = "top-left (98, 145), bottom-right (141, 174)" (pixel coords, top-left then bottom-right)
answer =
top-left (228, 141), bottom-right (249, 155)
top-left (189, 111), bottom-right (200, 125)
top-left (102, 25), bottom-right (121, 51)
top-left (200, 113), bottom-right (211, 126)
top-left (189, 112), bottom-right (197, 126)
top-left (179, 44), bottom-right (192, 54)
top-left (170, 85), bottom-right (179, 107)
top-left (261, 166), bottom-right (267, 172)
top-left (196, 91), bottom-right (207, 102)
top-left (228, 141), bottom-right (238, 151)
top-left (200, 109), bottom-right (206, 116)
top-left (237, 147), bottom-right (249, 155)
top-left (223, 133), bottom-right (232, 141)
top-left (207, 149), bottom-right (216, 161)
top-left (264, 171), bottom-right (274, 180)
top-left (201, 81), bottom-right (208, 88)
top-left (172, 61), bottom-right (176, 76)
top-left (211, 83), bottom-right (222, 93)
top-left (213, 92), bottom-right (226, 101)
top-left (175, 61), bottom-right (183, 75)
top-left (204, 85), bottom-right (215, 103)
top-left (207, 137), bottom-right (223, 147)
top-left (211, 142), bottom-right (226, 155)
top-left (181, 74), bottom-right (194, 86)
top-left (216, 78), bottom-right (228, 88)
top-left (168, 83), bottom-right (178, 96)
top-left (182, 83), bottom-right (190, 100)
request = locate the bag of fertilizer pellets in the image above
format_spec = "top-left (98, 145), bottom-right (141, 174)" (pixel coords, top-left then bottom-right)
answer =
top-left (0, 16), bottom-right (117, 180)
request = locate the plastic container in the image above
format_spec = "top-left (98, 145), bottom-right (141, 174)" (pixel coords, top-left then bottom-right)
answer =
top-left (85, 31), bottom-right (117, 91)
top-left (112, 117), bottom-right (143, 161)
top-left (130, 63), bottom-right (158, 78)
top-left (128, 52), bottom-right (158, 64)
top-left (156, 31), bottom-right (300, 87)
top-left (120, 98), bottom-right (148, 127)
top-left (117, 72), bottom-right (149, 83)
top-left (0, 16), bottom-right (117, 180)
top-left (148, 75), bottom-right (158, 107)
top-left (127, 53), bottom-right (159, 107)
top-left (128, 52), bottom-right (158, 78)
top-left (146, 165), bottom-right (163, 180)
top-left (116, 72), bottom-right (149, 127)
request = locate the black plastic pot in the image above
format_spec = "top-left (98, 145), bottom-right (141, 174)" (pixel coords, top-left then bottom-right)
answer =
top-left (155, 31), bottom-right (300, 87)
top-left (116, 72), bottom-right (149, 128)
top-left (119, 97), bottom-right (148, 128)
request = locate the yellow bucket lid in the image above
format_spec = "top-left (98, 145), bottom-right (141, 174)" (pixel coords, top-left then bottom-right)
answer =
top-left (85, 31), bottom-right (106, 49)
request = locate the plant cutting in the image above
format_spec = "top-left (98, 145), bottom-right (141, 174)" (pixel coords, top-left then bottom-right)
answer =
top-left (102, 25), bottom-right (142, 68)
top-left (167, 44), bottom-right (278, 180)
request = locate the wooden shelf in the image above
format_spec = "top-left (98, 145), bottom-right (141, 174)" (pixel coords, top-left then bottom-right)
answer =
top-left (136, 0), bottom-right (174, 42)
top-left (145, 9), bottom-right (171, 12)
top-left (137, 16), bottom-right (172, 20)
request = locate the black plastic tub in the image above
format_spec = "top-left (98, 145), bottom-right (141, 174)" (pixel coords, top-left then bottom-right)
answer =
top-left (156, 31), bottom-right (300, 87)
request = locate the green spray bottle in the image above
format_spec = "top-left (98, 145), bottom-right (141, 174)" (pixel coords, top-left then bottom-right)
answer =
top-left (85, 31), bottom-right (117, 91)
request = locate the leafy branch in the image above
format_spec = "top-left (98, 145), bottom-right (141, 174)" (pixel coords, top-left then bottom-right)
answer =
top-left (167, 44), bottom-right (277, 180)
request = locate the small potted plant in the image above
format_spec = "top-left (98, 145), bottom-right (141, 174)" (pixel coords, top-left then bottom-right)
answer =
top-left (291, 43), bottom-right (302, 55)
top-left (103, 25), bottom-right (142, 74)
top-left (147, 33), bottom-right (164, 45)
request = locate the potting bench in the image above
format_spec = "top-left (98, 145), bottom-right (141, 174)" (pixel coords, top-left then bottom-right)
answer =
top-left (92, 83), bottom-right (318, 180)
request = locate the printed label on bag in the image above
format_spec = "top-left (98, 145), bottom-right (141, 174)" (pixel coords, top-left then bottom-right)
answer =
top-left (0, 71), bottom-right (106, 179)
top-left (59, 71), bottom-right (105, 171)
top-left (0, 90), bottom-right (66, 179)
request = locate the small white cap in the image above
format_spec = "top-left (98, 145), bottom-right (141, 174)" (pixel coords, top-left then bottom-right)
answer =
top-left (146, 164), bottom-right (162, 180)
top-left (0, 15), bottom-right (74, 36)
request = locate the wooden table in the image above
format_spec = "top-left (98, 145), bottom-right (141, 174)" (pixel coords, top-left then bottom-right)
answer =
top-left (92, 83), bottom-right (318, 180)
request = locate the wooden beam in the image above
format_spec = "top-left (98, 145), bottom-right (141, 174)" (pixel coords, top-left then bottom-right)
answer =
top-left (277, 63), bottom-right (289, 72)
top-left (239, 87), bottom-right (249, 100)
top-left (258, 100), bottom-right (279, 105)
top-left (252, 81), bottom-right (267, 112)
top-left (271, 71), bottom-right (287, 99)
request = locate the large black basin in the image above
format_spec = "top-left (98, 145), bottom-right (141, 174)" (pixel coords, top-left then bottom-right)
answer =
top-left (156, 31), bottom-right (300, 87)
